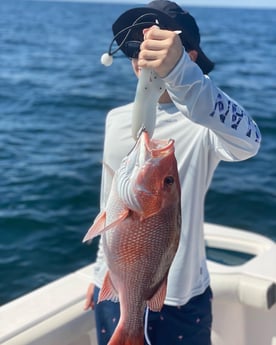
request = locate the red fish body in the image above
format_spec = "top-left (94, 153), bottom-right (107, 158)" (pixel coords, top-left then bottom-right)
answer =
top-left (83, 130), bottom-right (181, 345)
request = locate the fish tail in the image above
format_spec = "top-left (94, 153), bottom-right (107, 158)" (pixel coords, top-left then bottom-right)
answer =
top-left (108, 324), bottom-right (144, 345)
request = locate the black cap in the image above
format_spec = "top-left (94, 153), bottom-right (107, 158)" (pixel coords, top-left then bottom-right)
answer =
top-left (112, 0), bottom-right (214, 74)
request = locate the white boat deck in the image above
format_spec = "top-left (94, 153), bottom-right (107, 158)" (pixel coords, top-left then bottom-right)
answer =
top-left (0, 223), bottom-right (275, 345)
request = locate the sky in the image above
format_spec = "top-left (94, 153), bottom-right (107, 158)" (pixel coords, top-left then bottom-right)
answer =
top-left (86, 0), bottom-right (276, 8)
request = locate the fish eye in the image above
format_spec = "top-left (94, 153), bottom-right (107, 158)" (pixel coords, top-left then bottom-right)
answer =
top-left (164, 176), bottom-right (174, 185)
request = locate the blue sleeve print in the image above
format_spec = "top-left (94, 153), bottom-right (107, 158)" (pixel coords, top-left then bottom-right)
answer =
top-left (209, 93), bottom-right (261, 144)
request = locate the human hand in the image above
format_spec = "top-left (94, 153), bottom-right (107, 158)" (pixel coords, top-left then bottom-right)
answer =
top-left (138, 26), bottom-right (183, 78)
top-left (84, 283), bottom-right (95, 310)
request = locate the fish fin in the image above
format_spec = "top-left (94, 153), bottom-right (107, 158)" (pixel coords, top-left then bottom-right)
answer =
top-left (82, 211), bottom-right (107, 242)
top-left (147, 279), bottom-right (167, 312)
top-left (98, 271), bottom-right (119, 303)
top-left (108, 324), bottom-right (144, 345)
top-left (102, 208), bottom-right (130, 233)
top-left (83, 208), bottom-right (130, 243)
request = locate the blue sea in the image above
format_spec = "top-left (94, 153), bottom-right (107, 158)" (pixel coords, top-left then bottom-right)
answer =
top-left (0, 0), bottom-right (275, 305)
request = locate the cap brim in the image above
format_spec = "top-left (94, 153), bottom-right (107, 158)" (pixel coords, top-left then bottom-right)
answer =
top-left (196, 47), bottom-right (214, 75)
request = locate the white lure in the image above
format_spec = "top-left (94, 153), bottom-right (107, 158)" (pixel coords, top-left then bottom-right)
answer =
top-left (132, 68), bottom-right (165, 140)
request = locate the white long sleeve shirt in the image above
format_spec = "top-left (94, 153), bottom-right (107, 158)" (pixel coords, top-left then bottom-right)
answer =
top-left (91, 51), bottom-right (261, 306)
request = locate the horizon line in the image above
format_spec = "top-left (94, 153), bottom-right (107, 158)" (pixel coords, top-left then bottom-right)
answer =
top-left (31, 0), bottom-right (276, 10)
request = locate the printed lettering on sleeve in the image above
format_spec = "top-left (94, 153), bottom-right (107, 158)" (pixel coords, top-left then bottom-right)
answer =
top-left (209, 93), bottom-right (261, 143)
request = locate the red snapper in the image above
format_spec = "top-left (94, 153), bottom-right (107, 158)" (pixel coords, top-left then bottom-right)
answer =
top-left (83, 130), bottom-right (181, 345)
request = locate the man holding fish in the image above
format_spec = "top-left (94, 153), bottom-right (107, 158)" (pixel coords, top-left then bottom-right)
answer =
top-left (83, 1), bottom-right (261, 345)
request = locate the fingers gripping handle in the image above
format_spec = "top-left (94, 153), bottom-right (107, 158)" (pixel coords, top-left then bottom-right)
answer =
top-left (132, 68), bottom-right (165, 140)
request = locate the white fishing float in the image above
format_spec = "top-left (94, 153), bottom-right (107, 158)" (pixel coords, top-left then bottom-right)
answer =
top-left (100, 53), bottom-right (113, 66)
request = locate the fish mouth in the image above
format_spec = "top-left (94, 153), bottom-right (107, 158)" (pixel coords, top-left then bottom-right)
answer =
top-left (117, 129), bottom-right (175, 212)
top-left (142, 130), bottom-right (175, 158)
top-left (128, 128), bottom-right (175, 157)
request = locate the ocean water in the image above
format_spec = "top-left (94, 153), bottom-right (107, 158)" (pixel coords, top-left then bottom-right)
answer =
top-left (0, 0), bottom-right (275, 305)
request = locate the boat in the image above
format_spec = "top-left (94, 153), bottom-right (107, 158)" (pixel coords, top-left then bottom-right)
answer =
top-left (0, 222), bottom-right (275, 345)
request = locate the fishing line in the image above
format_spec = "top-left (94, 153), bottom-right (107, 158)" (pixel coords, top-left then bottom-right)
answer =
top-left (101, 13), bottom-right (159, 66)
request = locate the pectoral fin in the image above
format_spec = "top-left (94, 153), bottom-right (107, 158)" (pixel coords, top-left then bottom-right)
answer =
top-left (82, 208), bottom-right (130, 243)
top-left (82, 211), bottom-right (107, 242)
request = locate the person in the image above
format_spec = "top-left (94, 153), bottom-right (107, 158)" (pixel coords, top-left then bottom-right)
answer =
top-left (84, 1), bottom-right (261, 344)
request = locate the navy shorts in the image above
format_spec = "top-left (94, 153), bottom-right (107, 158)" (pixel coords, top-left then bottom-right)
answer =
top-left (93, 285), bottom-right (213, 345)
